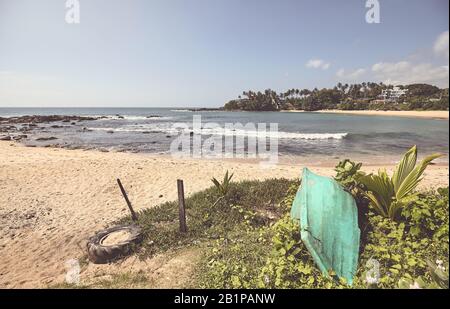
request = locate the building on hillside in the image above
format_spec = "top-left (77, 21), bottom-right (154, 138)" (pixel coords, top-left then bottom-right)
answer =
top-left (379, 86), bottom-right (408, 103)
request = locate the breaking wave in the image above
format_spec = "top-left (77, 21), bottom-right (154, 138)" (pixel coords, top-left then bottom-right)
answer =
top-left (89, 125), bottom-right (348, 140)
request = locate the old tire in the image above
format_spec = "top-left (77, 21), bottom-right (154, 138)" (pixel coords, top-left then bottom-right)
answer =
top-left (87, 225), bottom-right (143, 264)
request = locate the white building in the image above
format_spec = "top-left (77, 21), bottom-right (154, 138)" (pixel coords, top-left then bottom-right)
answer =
top-left (380, 86), bottom-right (408, 102)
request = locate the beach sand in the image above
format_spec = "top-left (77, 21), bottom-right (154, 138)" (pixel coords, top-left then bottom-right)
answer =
top-left (282, 110), bottom-right (449, 120)
top-left (0, 141), bottom-right (448, 288)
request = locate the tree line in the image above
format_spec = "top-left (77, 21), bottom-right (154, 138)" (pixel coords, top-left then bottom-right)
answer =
top-left (223, 82), bottom-right (449, 111)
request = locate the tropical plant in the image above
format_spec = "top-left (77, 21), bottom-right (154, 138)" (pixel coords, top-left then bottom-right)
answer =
top-left (334, 159), bottom-right (370, 229)
top-left (358, 146), bottom-right (442, 220)
top-left (211, 170), bottom-right (234, 207)
top-left (211, 170), bottom-right (234, 196)
top-left (334, 159), bottom-right (367, 201)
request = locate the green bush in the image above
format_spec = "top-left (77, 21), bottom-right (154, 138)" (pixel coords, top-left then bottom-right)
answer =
top-left (199, 184), bottom-right (349, 289)
top-left (199, 181), bottom-right (449, 289)
top-left (357, 188), bottom-right (448, 288)
top-left (358, 146), bottom-right (442, 220)
top-left (116, 167), bottom-right (448, 289)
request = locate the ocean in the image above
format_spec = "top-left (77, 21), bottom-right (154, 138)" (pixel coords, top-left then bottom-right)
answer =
top-left (0, 108), bottom-right (448, 162)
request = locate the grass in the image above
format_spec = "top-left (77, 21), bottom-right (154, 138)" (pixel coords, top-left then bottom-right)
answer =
top-left (117, 178), bottom-right (295, 259)
top-left (53, 176), bottom-right (448, 289)
top-left (51, 178), bottom-right (294, 288)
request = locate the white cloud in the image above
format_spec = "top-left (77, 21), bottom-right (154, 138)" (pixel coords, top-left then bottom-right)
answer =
top-left (336, 68), bottom-right (366, 80)
top-left (334, 31), bottom-right (449, 87)
top-left (434, 31), bottom-right (449, 59)
top-left (371, 61), bottom-right (449, 87)
top-left (306, 59), bottom-right (330, 70)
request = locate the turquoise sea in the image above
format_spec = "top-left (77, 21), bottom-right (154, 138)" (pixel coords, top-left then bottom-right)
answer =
top-left (0, 108), bottom-right (448, 162)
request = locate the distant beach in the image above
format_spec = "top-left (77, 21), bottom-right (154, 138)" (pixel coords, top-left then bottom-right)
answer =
top-left (281, 109), bottom-right (449, 120)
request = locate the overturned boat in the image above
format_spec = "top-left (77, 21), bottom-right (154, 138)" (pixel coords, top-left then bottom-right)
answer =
top-left (291, 168), bottom-right (360, 285)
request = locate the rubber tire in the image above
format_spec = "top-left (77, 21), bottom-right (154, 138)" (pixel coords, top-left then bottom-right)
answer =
top-left (87, 225), bottom-right (143, 264)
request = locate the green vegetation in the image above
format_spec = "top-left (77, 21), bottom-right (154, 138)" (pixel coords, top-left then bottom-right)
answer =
top-left (223, 82), bottom-right (449, 111)
top-left (198, 167), bottom-right (449, 289)
top-left (358, 146), bottom-right (442, 220)
top-left (117, 178), bottom-right (293, 258)
top-left (107, 149), bottom-right (448, 289)
top-left (211, 170), bottom-right (234, 206)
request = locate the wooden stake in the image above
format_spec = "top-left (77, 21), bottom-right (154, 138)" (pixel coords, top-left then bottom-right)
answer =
top-left (177, 179), bottom-right (187, 233)
top-left (117, 178), bottom-right (138, 222)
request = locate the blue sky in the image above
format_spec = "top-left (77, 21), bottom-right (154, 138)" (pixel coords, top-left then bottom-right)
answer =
top-left (0, 0), bottom-right (448, 107)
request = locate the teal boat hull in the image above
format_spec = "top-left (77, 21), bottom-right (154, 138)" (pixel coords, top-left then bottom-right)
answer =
top-left (291, 168), bottom-right (360, 285)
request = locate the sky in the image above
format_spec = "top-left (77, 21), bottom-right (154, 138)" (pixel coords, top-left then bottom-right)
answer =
top-left (0, 0), bottom-right (448, 107)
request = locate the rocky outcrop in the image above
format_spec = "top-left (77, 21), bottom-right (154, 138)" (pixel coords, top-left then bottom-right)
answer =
top-left (35, 137), bottom-right (58, 141)
top-left (0, 115), bottom-right (103, 125)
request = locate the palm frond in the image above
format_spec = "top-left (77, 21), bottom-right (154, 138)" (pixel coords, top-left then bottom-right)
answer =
top-left (358, 146), bottom-right (443, 220)
top-left (395, 152), bottom-right (443, 200)
top-left (392, 145), bottom-right (417, 193)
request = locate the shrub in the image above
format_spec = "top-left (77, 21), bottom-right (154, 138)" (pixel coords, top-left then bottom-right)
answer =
top-left (358, 146), bottom-right (442, 220)
top-left (199, 184), bottom-right (348, 289)
top-left (357, 188), bottom-right (449, 288)
top-left (334, 159), bottom-right (369, 231)
top-left (211, 170), bottom-right (234, 197)
top-left (199, 181), bottom-right (449, 289)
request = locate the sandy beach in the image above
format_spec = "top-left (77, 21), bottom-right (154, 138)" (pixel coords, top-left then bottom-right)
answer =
top-left (0, 141), bottom-right (448, 288)
top-left (282, 110), bottom-right (449, 120)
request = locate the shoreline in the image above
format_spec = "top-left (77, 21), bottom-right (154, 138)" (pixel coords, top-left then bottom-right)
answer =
top-left (0, 141), bottom-right (448, 288)
top-left (281, 109), bottom-right (449, 120)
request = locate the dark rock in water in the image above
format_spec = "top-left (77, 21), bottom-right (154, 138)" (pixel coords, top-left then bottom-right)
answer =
top-left (166, 135), bottom-right (172, 138)
top-left (51, 125), bottom-right (63, 128)
top-left (106, 130), bottom-right (114, 134)
top-left (146, 115), bottom-right (162, 119)
top-left (188, 108), bottom-right (223, 112)
top-left (13, 135), bottom-right (27, 141)
top-left (36, 136), bottom-right (58, 141)
top-left (0, 115), bottom-right (101, 125)
top-left (0, 125), bottom-right (18, 133)
top-left (44, 144), bottom-right (61, 148)
top-left (142, 131), bottom-right (151, 134)
top-left (0, 135), bottom-right (11, 141)
top-left (115, 114), bottom-right (125, 119)
top-left (71, 122), bottom-right (76, 125)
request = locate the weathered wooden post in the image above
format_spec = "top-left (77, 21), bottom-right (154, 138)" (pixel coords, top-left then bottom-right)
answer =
top-left (117, 178), bottom-right (138, 222)
top-left (177, 179), bottom-right (187, 233)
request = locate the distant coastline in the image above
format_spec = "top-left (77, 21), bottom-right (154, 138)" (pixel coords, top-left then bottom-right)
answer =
top-left (222, 82), bottom-right (449, 114)
top-left (184, 108), bottom-right (450, 120)
top-left (280, 109), bottom-right (449, 120)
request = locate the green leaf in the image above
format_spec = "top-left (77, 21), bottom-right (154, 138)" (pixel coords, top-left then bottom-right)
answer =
top-left (392, 145), bottom-right (418, 193)
top-left (396, 152), bottom-right (443, 200)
